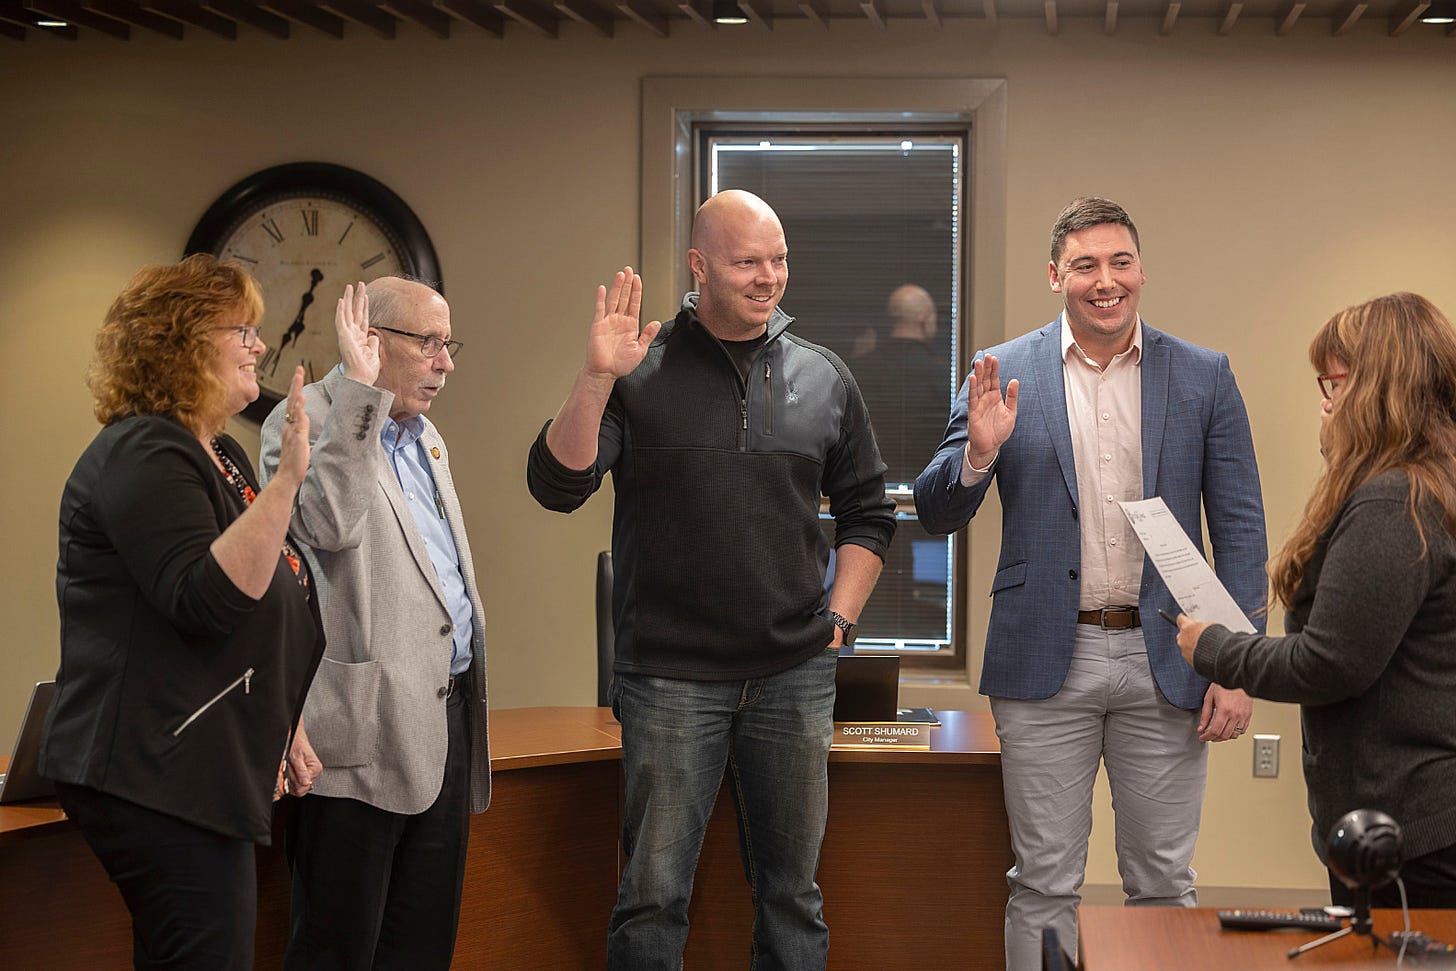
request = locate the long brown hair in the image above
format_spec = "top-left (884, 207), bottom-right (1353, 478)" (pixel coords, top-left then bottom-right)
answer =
top-left (1270, 293), bottom-right (1456, 608)
top-left (90, 254), bottom-right (263, 437)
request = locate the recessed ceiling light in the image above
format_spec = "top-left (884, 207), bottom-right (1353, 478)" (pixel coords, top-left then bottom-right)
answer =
top-left (711, 0), bottom-right (748, 24)
top-left (1420, 0), bottom-right (1456, 23)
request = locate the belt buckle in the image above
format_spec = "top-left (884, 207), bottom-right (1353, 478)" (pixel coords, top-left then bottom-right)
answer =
top-left (1099, 606), bottom-right (1134, 630)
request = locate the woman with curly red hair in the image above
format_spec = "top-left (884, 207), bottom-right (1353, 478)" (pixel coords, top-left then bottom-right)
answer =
top-left (40, 254), bottom-right (326, 968)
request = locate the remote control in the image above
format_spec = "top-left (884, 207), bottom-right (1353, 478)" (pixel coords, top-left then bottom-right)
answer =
top-left (1217, 909), bottom-right (1345, 932)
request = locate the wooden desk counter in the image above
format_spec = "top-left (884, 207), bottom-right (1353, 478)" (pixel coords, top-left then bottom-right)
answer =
top-left (2, 707), bottom-right (1009, 970)
top-left (1080, 906), bottom-right (1456, 970)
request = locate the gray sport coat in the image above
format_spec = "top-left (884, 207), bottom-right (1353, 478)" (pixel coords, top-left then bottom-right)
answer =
top-left (261, 368), bottom-right (490, 815)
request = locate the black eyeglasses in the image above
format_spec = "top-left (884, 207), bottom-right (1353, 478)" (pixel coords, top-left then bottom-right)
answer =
top-left (1317, 372), bottom-right (1348, 400)
top-left (373, 325), bottom-right (464, 360)
top-left (215, 325), bottom-right (261, 348)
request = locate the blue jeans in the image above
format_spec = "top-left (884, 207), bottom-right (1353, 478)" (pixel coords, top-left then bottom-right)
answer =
top-left (607, 647), bottom-right (838, 971)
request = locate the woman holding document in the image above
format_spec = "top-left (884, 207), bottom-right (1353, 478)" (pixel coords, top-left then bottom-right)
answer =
top-left (1176, 291), bottom-right (1456, 907)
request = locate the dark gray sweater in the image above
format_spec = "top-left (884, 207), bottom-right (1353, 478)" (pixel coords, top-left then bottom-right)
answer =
top-left (1196, 470), bottom-right (1456, 862)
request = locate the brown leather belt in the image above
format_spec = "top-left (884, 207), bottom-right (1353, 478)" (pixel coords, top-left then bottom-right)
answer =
top-left (1077, 606), bottom-right (1141, 630)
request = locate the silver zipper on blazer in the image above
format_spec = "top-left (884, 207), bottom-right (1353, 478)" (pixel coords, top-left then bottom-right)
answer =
top-left (172, 667), bottom-right (253, 737)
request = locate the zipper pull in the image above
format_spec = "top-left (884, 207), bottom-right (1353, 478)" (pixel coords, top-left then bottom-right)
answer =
top-left (764, 362), bottom-right (771, 381)
top-left (244, 668), bottom-right (254, 694)
top-left (740, 401), bottom-right (748, 431)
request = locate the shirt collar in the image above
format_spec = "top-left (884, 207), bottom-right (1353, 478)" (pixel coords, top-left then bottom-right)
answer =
top-left (1060, 311), bottom-right (1144, 368)
top-left (381, 414), bottom-right (427, 451)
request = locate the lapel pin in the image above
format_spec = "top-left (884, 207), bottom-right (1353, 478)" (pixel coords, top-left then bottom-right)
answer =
top-left (431, 446), bottom-right (441, 459)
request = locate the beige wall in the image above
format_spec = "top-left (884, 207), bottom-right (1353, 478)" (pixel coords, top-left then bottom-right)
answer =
top-left (4, 21), bottom-right (1454, 894)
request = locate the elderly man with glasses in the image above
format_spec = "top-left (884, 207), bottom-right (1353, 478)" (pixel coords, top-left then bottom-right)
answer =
top-left (260, 276), bottom-right (490, 971)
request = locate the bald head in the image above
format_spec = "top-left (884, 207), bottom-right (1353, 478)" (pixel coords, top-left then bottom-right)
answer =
top-left (366, 276), bottom-right (447, 331)
top-left (687, 190), bottom-right (789, 340)
top-left (690, 189), bottom-right (784, 256)
top-left (887, 284), bottom-right (936, 342)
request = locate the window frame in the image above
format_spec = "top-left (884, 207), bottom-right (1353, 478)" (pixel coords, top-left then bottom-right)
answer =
top-left (700, 125), bottom-right (966, 668)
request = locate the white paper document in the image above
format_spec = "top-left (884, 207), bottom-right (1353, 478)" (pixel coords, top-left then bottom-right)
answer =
top-left (1118, 497), bottom-right (1256, 633)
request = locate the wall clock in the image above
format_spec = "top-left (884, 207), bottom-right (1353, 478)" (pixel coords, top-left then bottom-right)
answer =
top-left (185, 161), bottom-right (442, 424)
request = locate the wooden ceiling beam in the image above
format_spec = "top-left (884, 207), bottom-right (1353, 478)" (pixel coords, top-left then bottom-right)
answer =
top-left (382, 0), bottom-right (450, 36)
top-left (201, 0), bottom-right (288, 38)
top-left (259, 0), bottom-right (344, 36)
top-left (90, 0), bottom-right (184, 36)
top-left (675, 0), bottom-right (711, 29)
top-left (1217, 0), bottom-right (1241, 33)
top-left (1274, 0), bottom-right (1303, 33)
top-left (1043, 0), bottom-right (1057, 34)
top-left (26, 0), bottom-right (131, 37)
top-left (0, 15), bottom-right (23, 34)
top-left (798, 0), bottom-right (826, 26)
top-left (982, 0), bottom-right (995, 22)
top-left (321, 0), bottom-right (397, 36)
top-left (1103, 0), bottom-right (1116, 33)
top-left (738, 0), bottom-right (769, 29)
top-left (557, 0), bottom-right (611, 34)
top-left (437, 0), bottom-right (503, 36)
top-left (1332, 0), bottom-right (1364, 33)
top-left (1388, 0), bottom-right (1429, 34)
top-left (143, 0), bottom-right (237, 37)
top-left (0, 0), bottom-right (38, 22)
top-left (859, 0), bottom-right (883, 27)
top-left (616, 0), bottom-right (666, 36)
top-left (1159, 0), bottom-right (1179, 33)
top-left (493, 0), bottom-right (556, 35)
top-left (923, 0), bottom-right (939, 27)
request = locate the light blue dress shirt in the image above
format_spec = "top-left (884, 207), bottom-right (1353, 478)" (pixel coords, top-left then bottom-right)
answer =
top-left (381, 416), bottom-right (474, 675)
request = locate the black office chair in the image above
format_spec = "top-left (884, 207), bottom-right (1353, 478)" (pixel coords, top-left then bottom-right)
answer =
top-left (595, 551), bottom-right (614, 707)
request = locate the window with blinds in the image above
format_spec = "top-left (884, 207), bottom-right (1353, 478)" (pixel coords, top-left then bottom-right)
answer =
top-left (702, 129), bottom-right (967, 665)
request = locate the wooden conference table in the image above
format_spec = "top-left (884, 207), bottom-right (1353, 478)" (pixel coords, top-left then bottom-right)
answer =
top-left (1080, 906), bottom-right (1456, 969)
top-left (0, 706), bottom-right (1010, 969)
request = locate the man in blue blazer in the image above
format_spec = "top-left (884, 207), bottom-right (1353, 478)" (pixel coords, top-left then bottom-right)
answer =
top-left (914, 197), bottom-right (1267, 971)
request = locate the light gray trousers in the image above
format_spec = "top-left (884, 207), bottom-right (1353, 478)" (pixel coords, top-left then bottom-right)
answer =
top-left (990, 624), bottom-right (1207, 971)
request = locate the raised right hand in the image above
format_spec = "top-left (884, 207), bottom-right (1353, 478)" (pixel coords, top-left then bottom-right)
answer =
top-left (584, 267), bottom-right (662, 381)
top-left (965, 354), bottom-right (1019, 466)
top-left (336, 281), bottom-right (380, 386)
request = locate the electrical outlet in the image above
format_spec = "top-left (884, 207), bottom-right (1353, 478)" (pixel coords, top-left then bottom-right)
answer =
top-left (1253, 733), bottom-right (1280, 778)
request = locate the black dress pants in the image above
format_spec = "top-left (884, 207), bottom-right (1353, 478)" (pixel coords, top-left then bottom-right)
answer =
top-left (284, 684), bottom-right (472, 971)
top-left (55, 782), bottom-right (257, 971)
top-left (1329, 839), bottom-right (1456, 909)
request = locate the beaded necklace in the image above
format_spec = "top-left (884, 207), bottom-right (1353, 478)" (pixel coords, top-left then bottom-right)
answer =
top-left (209, 438), bottom-right (310, 597)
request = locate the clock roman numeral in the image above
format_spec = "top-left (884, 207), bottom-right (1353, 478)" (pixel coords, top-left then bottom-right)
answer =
top-left (337, 220), bottom-right (355, 245)
top-left (228, 252), bottom-right (259, 264)
top-left (304, 358), bottom-right (317, 383)
top-left (360, 253), bottom-right (386, 270)
top-left (261, 218), bottom-right (285, 244)
top-left (300, 209), bottom-right (320, 236)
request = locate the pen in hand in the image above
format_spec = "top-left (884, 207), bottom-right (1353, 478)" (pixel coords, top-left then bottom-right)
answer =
top-left (1156, 608), bottom-right (1180, 628)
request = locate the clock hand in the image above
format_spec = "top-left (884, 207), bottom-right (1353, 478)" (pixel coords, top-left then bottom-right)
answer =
top-left (269, 269), bottom-right (325, 377)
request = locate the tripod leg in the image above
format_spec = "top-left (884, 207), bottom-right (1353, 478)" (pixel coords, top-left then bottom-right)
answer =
top-left (1288, 924), bottom-right (1354, 959)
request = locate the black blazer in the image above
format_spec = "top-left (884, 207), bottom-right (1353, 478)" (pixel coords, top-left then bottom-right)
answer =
top-left (40, 415), bottom-right (324, 843)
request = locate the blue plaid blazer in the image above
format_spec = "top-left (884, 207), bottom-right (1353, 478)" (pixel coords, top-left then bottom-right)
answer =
top-left (914, 319), bottom-right (1268, 709)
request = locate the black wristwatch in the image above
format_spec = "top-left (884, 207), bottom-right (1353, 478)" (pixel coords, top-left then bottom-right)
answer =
top-left (827, 611), bottom-right (858, 648)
